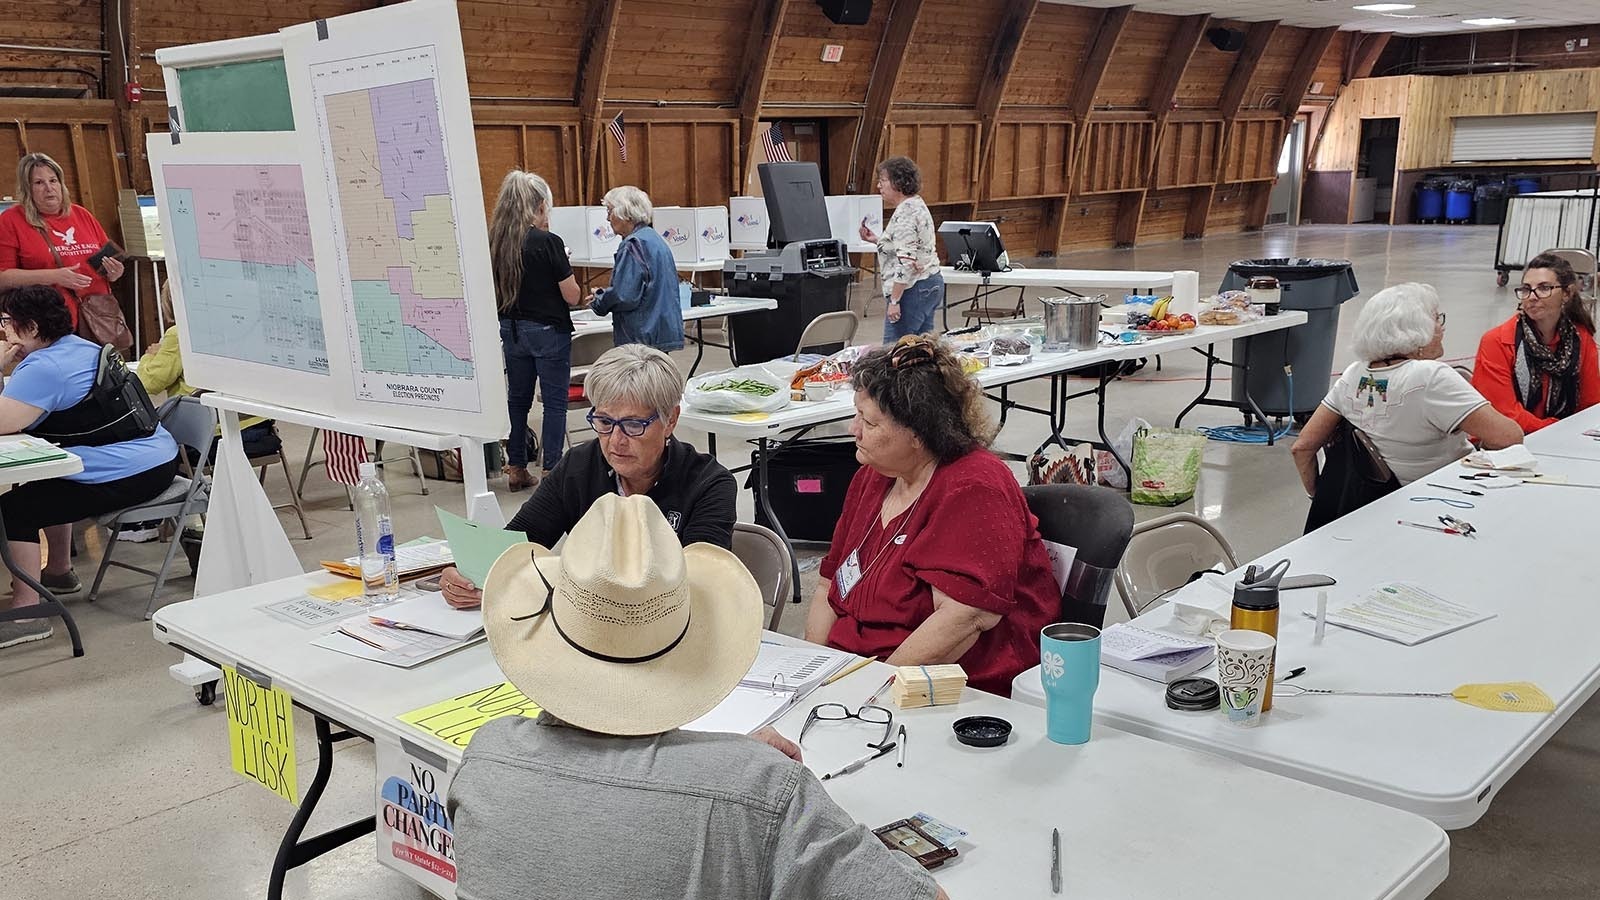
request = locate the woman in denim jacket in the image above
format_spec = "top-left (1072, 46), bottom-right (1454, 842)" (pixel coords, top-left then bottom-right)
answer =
top-left (589, 186), bottom-right (684, 352)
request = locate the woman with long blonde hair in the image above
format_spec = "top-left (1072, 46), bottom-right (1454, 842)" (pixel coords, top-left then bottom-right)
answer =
top-left (489, 169), bottom-right (581, 490)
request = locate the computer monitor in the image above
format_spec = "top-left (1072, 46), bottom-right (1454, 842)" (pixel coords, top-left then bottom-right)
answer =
top-left (758, 162), bottom-right (831, 247)
top-left (938, 221), bottom-right (1008, 273)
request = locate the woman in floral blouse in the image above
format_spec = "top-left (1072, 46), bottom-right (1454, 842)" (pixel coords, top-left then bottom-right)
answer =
top-left (858, 156), bottom-right (943, 343)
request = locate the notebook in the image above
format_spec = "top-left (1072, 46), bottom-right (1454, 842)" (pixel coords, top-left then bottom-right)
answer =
top-left (0, 436), bottom-right (70, 468)
top-left (1099, 623), bottom-right (1215, 683)
top-left (367, 592), bottom-right (485, 641)
top-left (741, 643), bottom-right (855, 695)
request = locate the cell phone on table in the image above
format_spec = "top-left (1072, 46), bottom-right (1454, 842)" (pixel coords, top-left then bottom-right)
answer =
top-left (1279, 574), bottom-right (1336, 591)
top-left (87, 241), bottom-right (122, 274)
top-left (413, 575), bottom-right (443, 592)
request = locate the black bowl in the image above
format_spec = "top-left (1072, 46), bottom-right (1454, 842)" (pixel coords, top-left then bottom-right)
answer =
top-left (952, 715), bottom-right (1012, 748)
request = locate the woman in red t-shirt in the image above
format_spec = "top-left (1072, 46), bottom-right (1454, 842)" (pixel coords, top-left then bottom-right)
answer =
top-left (1471, 252), bottom-right (1600, 434)
top-left (804, 336), bottom-right (1060, 696)
top-left (0, 152), bottom-right (125, 325)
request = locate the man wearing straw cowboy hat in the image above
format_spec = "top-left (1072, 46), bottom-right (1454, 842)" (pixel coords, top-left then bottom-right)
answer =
top-left (449, 493), bottom-right (947, 900)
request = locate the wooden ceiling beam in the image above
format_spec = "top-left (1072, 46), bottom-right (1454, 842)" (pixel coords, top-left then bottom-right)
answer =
top-left (1218, 20), bottom-right (1279, 119)
top-left (1068, 5), bottom-right (1133, 121)
top-left (1281, 27), bottom-right (1338, 117)
top-left (1143, 14), bottom-right (1210, 185)
top-left (1345, 31), bottom-right (1393, 82)
top-left (736, 0), bottom-right (793, 190)
top-left (575, 0), bottom-right (624, 202)
top-left (974, 0), bottom-right (1040, 193)
top-left (848, 0), bottom-right (930, 193)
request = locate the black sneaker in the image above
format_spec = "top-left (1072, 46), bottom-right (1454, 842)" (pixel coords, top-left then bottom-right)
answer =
top-left (40, 570), bottom-right (82, 596)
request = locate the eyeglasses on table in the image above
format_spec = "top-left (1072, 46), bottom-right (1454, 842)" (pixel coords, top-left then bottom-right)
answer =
top-left (799, 702), bottom-right (895, 750)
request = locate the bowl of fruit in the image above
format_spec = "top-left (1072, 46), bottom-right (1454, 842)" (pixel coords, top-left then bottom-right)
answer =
top-left (1127, 297), bottom-right (1196, 333)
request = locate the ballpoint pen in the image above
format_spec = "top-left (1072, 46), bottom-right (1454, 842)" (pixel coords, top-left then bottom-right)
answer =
top-left (820, 742), bottom-right (896, 780)
top-left (1051, 828), bottom-right (1061, 894)
top-left (896, 724), bottom-right (906, 768)
top-left (865, 674), bottom-right (895, 706)
top-left (1397, 519), bottom-right (1465, 536)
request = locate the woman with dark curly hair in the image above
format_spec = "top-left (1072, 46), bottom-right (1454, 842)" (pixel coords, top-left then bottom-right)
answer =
top-left (858, 156), bottom-right (943, 343)
top-left (0, 285), bottom-right (177, 649)
top-left (805, 335), bottom-right (1059, 695)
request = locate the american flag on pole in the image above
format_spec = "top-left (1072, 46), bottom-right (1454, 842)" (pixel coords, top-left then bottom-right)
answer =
top-left (607, 112), bottom-right (627, 162)
top-left (762, 120), bottom-right (794, 163)
top-left (323, 430), bottom-right (367, 486)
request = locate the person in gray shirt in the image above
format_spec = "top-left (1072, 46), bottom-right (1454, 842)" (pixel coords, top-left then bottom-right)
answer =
top-left (450, 492), bottom-right (947, 900)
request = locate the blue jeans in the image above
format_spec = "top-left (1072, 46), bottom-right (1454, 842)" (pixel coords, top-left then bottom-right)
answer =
top-left (883, 272), bottom-right (945, 343)
top-left (501, 320), bottom-right (572, 471)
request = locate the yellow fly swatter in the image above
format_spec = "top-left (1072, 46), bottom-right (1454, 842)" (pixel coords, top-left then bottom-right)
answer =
top-left (1276, 681), bottom-right (1554, 713)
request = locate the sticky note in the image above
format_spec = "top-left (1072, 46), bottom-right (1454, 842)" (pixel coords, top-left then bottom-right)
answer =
top-left (436, 508), bottom-right (523, 586)
top-left (731, 412), bottom-right (771, 422)
top-left (398, 682), bottom-right (542, 748)
top-left (308, 579), bottom-right (366, 602)
top-left (222, 664), bottom-right (297, 803)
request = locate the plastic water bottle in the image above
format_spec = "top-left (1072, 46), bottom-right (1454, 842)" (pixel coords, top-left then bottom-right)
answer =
top-left (354, 462), bottom-right (398, 601)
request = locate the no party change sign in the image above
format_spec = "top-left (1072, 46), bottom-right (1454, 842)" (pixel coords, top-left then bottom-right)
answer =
top-left (222, 664), bottom-right (298, 803)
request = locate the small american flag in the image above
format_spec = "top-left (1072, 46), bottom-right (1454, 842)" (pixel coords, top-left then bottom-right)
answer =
top-left (762, 121), bottom-right (793, 163)
top-left (323, 430), bottom-right (367, 486)
top-left (607, 112), bottom-right (627, 162)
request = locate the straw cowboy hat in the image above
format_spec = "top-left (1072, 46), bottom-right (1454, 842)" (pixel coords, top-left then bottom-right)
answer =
top-left (481, 493), bottom-right (762, 735)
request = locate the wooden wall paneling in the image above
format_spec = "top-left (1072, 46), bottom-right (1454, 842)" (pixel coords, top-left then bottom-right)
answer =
top-left (1154, 118), bottom-right (1223, 187)
top-left (1173, 18), bottom-right (1245, 111)
top-left (885, 119), bottom-right (980, 204)
top-left (1206, 182), bottom-right (1252, 233)
top-left (471, 108), bottom-right (582, 211)
top-left (1184, 184), bottom-right (1215, 238)
top-left (1001, 3), bottom-right (1098, 109)
top-left (1309, 31), bottom-right (1351, 100)
top-left (1093, 12), bottom-right (1181, 111)
top-left (1309, 75), bottom-right (1412, 171)
top-left (1346, 32), bottom-right (1393, 84)
top-left (736, 0), bottom-right (793, 190)
top-left (974, 0), bottom-right (1039, 191)
top-left (1075, 120), bottom-right (1151, 194)
top-left (576, 0), bottom-right (625, 202)
top-left (1243, 25), bottom-right (1307, 114)
top-left (134, 1), bottom-right (377, 94)
top-left (1143, 15), bottom-right (1210, 187)
top-left (1280, 28), bottom-right (1339, 117)
top-left (1137, 188), bottom-right (1194, 243)
top-left (1218, 21), bottom-right (1279, 119)
top-left (848, 0), bottom-right (929, 192)
top-left (974, 199), bottom-right (1045, 257)
top-left (1220, 116), bottom-right (1284, 183)
top-left (1244, 180), bottom-right (1273, 229)
top-left (457, 0), bottom-right (590, 100)
top-left (898, 0), bottom-right (1006, 107)
top-left (766, 0), bottom-right (891, 106)
top-left (986, 119), bottom-right (1072, 199)
top-left (1068, 5), bottom-right (1132, 120)
top-left (1060, 196), bottom-right (1119, 250)
top-left (1038, 196), bottom-right (1068, 255)
top-left (1113, 189), bottom-right (1147, 247)
top-left (607, 0), bottom-right (753, 103)
top-left (1396, 70), bottom-right (1600, 170)
top-left (0, 0), bottom-right (105, 93)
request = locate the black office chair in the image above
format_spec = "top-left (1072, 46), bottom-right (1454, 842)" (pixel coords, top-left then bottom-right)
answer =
top-left (1022, 483), bottom-right (1135, 628)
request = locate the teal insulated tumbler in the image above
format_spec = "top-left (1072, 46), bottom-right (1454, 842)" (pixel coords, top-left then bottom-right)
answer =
top-left (1040, 622), bottom-right (1101, 744)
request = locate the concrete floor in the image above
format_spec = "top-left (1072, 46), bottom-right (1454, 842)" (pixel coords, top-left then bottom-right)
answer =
top-left (3, 224), bottom-right (1595, 898)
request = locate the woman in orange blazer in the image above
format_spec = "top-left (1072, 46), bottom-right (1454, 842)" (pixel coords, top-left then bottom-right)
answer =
top-left (1472, 252), bottom-right (1600, 433)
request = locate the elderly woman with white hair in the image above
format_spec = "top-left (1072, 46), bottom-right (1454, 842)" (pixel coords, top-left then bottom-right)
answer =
top-left (440, 344), bottom-right (735, 609)
top-left (588, 185), bottom-right (685, 352)
top-left (1292, 282), bottom-right (1523, 500)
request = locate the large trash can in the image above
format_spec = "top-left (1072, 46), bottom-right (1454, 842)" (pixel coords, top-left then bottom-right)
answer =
top-left (1414, 179), bottom-right (1447, 223)
top-left (1219, 258), bottom-right (1360, 419)
top-left (1445, 180), bottom-right (1476, 223)
top-left (1474, 182), bottom-right (1508, 226)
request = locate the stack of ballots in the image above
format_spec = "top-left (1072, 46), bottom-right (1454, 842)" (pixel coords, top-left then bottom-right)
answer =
top-left (891, 664), bottom-right (967, 709)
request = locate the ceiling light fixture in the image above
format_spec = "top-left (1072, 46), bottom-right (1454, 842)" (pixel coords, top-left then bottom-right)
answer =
top-left (1353, 3), bottom-right (1415, 11)
top-left (1462, 17), bottom-right (1518, 26)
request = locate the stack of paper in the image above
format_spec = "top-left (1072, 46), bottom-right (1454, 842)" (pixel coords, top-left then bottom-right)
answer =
top-left (367, 592), bottom-right (484, 641)
top-left (0, 436), bottom-right (69, 468)
top-left (323, 536), bottom-right (454, 579)
top-left (740, 643), bottom-right (854, 696)
top-left (1099, 623), bottom-right (1214, 683)
top-left (1310, 582), bottom-right (1493, 646)
top-left (891, 665), bottom-right (967, 709)
top-left (682, 687), bottom-right (796, 735)
top-left (311, 621), bottom-right (472, 668)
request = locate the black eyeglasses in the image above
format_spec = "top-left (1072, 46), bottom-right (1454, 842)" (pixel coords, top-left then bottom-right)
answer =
top-left (799, 703), bottom-right (894, 749)
top-left (1435, 311), bottom-right (1446, 327)
top-left (587, 410), bottom-right (659, 437)
top-left (1514, 283), bottom-right (1561, 300)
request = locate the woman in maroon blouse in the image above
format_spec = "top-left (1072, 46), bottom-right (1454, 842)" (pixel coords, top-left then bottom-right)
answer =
top-left (805, 336), bottom-right (1060, 695)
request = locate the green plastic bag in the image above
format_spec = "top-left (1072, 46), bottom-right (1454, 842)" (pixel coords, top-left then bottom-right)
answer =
top-left (1130, 427), bottom-right (1207, 506)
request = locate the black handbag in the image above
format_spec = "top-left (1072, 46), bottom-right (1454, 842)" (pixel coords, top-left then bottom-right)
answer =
top-left (1304, 421), bottom-right (1401, 533)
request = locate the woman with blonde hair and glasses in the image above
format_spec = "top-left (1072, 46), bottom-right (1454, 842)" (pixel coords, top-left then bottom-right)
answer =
top-left (489, 169), bottom-right (583, 490)
top-left (0, 152), bottom-right (125, 327)
top-left (1472, 252), bottom-right (1600, 434)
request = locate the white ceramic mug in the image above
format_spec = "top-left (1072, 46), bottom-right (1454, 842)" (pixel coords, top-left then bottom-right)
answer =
top-left (1215, 629), bottom-right (1276, 727)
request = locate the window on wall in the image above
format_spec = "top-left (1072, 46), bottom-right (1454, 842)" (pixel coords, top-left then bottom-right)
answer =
top-left (1450, 112), bottom-right (1599, 163)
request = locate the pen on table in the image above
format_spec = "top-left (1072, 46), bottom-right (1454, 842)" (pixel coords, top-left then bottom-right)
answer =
top-left (896, 724), bottom-right (906, 768)
top-left (820, 742), bottom-right (896, 780)
top-left (865, 674), bottom-right (895, 706)
top-left (1051, 828), bottom-right (1061, 894)
top-left (1277, 666), bottom-right (1307, 683)
top-left (1425, 482), bottom-right (1482, 496)
top-left (1397, 519), bottom-right (1465, 536)
top-left (824, 655), bottom-right (874, 686)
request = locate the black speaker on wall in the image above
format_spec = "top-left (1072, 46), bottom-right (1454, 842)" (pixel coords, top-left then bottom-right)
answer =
top-left (1206, 27), bottom-right (1246, 52)
top-left (817, 0), bottom-right (871, 25)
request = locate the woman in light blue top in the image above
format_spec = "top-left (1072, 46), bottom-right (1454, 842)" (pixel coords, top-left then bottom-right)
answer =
top-left (0, 285), bottom-right (177, 649)
top-left (589, 186), bottom-right (684, 352)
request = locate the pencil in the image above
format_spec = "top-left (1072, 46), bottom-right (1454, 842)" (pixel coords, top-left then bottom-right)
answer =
top-left (823, 655), bottom-right (874, 685)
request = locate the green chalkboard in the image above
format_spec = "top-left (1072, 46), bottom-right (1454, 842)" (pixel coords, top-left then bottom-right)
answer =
top-left (176, 57), bottom-right (295, 133)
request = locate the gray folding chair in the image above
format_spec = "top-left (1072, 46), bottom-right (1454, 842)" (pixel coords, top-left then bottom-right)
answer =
top-left (731, 522), bottom-right (793, 631)
top-left (1113, 513), bottom-right (1239, 619)
top-left (89, 396), bottom-right (215, 618)
top-left (793, 311), bottom-right (860, 359)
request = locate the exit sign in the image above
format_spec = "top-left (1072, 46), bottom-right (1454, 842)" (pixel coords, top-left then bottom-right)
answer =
top-left (821, 44), bottom-right (844, 63)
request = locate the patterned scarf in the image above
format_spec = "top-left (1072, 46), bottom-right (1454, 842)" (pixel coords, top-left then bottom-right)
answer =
top-left (1513, 312), bottom-right (1581, 420)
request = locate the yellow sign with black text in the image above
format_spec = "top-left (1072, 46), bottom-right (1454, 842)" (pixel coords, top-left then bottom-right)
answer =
top-left (399, 682), bottom-right (541, 748)
top-left (223, 664), bottom-right (298, 803)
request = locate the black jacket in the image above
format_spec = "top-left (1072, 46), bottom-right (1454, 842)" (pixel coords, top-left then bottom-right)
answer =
top-left (507, 437), bottom-right (736, 549)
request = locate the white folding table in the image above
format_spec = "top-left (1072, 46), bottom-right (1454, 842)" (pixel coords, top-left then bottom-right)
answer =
top-left (151, 574), bottom-right (1449, 900)
top-left (568, 295), bottom-right (777, 376)
top-left (0, 447), bottom-right (85, 657)
top-left (940, 267), bottom-right (1176, 330)
top-left (1013, 450), bottom-right (1600, 829)
top-left (1523, 403), bottom-right (1600, 462)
